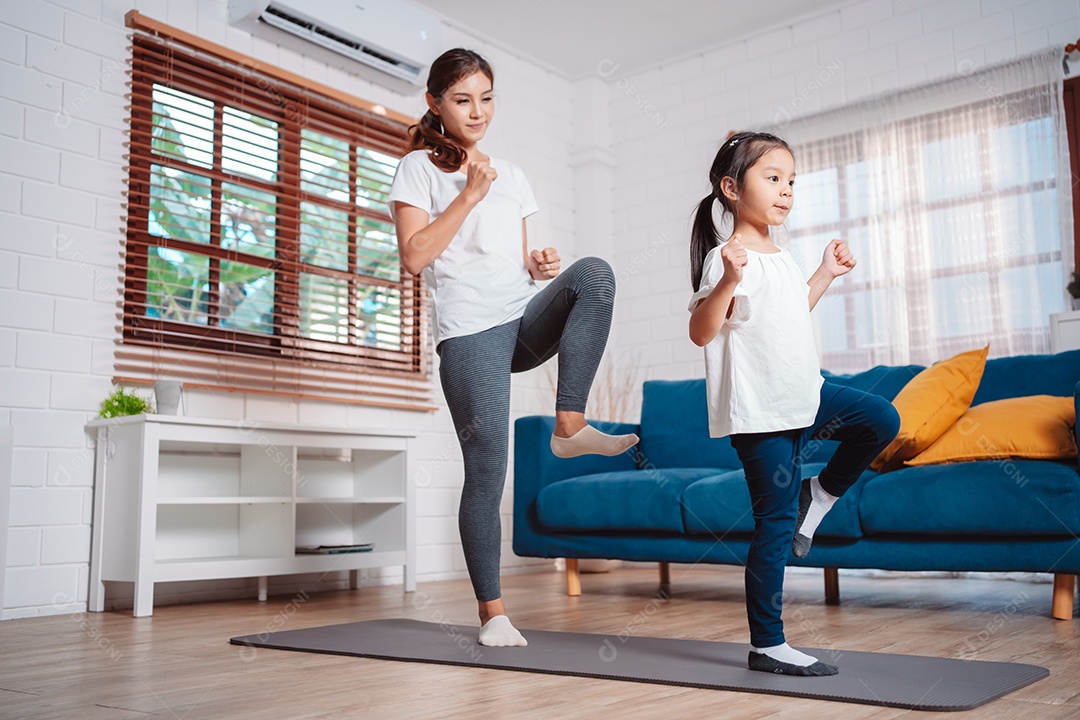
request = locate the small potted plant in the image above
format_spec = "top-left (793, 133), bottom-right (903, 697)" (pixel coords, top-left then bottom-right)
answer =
top-left (1069, 271), bottom-right (1080, 311)
top-left (98, 386), bottom-right (154, 418)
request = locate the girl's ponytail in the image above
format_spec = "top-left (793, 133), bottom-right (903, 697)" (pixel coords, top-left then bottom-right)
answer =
top-left (409, 109), bottom-right (466, 173)
top-left (690, 193), bottom-right (718, 292)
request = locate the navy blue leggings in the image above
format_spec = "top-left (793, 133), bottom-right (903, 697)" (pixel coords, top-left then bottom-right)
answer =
top-left (729, 382), bottom-right (900, 648)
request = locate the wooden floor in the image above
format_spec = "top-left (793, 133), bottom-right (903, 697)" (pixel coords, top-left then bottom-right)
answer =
top-left (2, 566), bottom-right (1078, 719)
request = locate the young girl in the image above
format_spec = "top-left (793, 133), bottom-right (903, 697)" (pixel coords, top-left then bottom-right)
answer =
top-left (388, 49), bottom-right (637, 648)
top-left (687, 132), bottom-right (900, 676)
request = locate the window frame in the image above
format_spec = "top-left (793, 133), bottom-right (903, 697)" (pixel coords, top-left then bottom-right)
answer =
top-left (122, 18), bottom-right (427, 397)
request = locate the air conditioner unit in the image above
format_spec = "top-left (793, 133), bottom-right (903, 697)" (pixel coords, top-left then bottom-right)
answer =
top-left (229, 0), bottom-right (443, 86)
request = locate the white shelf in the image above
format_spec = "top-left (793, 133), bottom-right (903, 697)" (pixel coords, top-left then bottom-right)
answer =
top-left (154, 551), bottom-right (408, 583)
top-left (87, 415), bottom-right (416, 616)
top-left (295, 496), bottom-right (405, 504)
top-left (86, 413), bottom-right (414, 439)
top-left (157, 496), bottom-right (294, 505)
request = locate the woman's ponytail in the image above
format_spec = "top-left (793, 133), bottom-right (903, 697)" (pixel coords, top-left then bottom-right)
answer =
top-left (408, 109), bottom-right (466, 173)
top-left (690, 193), bottom-right (718, 292)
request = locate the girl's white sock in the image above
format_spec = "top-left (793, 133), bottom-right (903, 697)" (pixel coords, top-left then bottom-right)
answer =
top-left (793, 476), bottom-right (838, 557)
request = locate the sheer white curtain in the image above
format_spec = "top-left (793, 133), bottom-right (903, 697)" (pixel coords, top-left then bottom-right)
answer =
top-left (771, 47), bottom-right (1073, 371)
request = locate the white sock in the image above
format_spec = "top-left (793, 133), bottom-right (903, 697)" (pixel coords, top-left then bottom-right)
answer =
top-left (751, 642), bottom-right (818, 667)
top-left (478, 615), bottom-right (528, 647)
top-left (550, 425), bottom-right (639, 459)
top-left (798, 476), bottom-right (838, 540)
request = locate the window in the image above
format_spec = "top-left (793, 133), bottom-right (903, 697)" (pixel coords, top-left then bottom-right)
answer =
top-left (788, 107), bottom-right (1064, 367)
top-left (121, 18), bottom-right (431, 409)
top-left (778, 51), bottom-right (1070, 371)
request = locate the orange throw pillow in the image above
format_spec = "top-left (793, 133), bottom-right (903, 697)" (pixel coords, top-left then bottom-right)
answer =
top-left (905, 395), bottom-right (1077, 466)
top-left (870, 345), bottom-right (989, 472)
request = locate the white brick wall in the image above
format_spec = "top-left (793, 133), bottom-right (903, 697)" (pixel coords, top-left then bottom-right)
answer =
top-left (0, 136), bottom-right (61, 183)
top-left (0, 289), bottom-right (52, 330)
top-left (1, 0), bottom-right (569, 617)
top-left (12, 449), bottom-right (46, 488)
top-left (40, 524), bottom-right (90, 565)
top-left (0, 256), bottom-right (17, 290)
top-left (0, 369), bottom-right (50, 408)
top-left (0, 331), bottom-right (16, 369)
top-left (606, 0), bottom-right (1080, 386)
top-left (21, 181), bottom-right (97, 226)
top-left (4, 2), bottom-right (65, 40)
top-left (7, 527), bottom-right (40, 567)
top-left (9, 485), bottom-right (84, 525)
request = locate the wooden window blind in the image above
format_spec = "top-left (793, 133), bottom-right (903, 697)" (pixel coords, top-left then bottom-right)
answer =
top-left (119, 12), bottom-right (434, 411)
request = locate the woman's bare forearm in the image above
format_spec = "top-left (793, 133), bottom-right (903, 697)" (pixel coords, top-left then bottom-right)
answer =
top-left (399, 191), bottom-right (481, 274)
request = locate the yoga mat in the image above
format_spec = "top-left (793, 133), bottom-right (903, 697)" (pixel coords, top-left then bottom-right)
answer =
top-left (230, 618), bottom-right (1047, 711)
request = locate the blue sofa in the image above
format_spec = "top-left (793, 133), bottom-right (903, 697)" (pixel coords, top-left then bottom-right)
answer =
top-left (513, 350), bottom-right (1080, 620)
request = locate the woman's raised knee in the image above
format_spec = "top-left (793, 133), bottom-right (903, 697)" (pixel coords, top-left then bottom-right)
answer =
top-left (567, 256), bottom-right (615, 296)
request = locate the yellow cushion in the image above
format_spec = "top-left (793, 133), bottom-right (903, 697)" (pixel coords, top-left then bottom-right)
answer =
top-left (870, 345), bottom-right (989, 472)
top-left (904, 395), bottom-right (1078, 466)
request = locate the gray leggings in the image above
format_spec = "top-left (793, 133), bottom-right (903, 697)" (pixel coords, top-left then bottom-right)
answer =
top-left (437, 257), bottom-right (616, 601)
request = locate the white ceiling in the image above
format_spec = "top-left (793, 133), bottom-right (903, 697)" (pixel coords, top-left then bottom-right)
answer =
top-left (413, 0), bottom-right (858, 80)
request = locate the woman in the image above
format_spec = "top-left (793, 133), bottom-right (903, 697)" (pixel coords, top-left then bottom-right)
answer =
top-left (388, 48), bottom-right (637, 647)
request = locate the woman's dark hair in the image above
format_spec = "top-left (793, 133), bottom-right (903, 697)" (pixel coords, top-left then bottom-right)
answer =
top-left (407, 48), bottom-right (494, 172)
top-left (689, 131), bottom-right (792, 291)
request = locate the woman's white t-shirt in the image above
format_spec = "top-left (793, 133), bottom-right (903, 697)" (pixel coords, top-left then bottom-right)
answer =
top-left (387, 149), bottom-right (540, 346)
top-left (687, 242), bottom-right (823, 438)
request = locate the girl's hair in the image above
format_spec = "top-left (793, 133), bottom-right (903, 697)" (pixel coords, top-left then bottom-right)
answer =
top-left (407, 48), bottom-right (494, 172)
top-left (689, 131), bottom-right (792, 291)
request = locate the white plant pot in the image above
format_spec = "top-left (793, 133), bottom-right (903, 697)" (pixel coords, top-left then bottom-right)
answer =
top-left (153, 380), bottom-right (183, 415)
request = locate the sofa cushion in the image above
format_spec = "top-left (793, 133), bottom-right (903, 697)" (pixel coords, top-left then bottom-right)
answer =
top-left (536, 468), bottom-right (719, 532)
top-left (681, 463), bottom-right (866, 539)
top-left (639, 380), bottom-right (742, 470)
top-left (680, 470), bottom-right (755, 534)
top-left (859, 459), bottom-right (1080, 536)
top-left (822, 364), bottom-right (925, 401)
top-left (972, 348), bottom-right (1080, 405)
top-left (905, 395), bottom-right (1078, 466)
top-left (871, 345), bottom-right (989, 472)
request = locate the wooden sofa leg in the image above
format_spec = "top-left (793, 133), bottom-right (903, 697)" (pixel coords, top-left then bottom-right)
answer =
top-left (659, 562), bottom-right (671, 598)
top-left (824, 567), bottom-right (840, 606)
top-left (566, 558), bottom-right (581, 597)
top-left (1052, 573), bottom-right (1076, 619)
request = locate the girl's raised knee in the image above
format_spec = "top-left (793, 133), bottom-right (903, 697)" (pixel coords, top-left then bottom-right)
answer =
top-left (873, 397), bottom-right (901, 444)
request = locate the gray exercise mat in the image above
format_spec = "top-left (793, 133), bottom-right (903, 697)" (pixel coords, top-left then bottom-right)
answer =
top-left (230, 618), bottom-right (1047, 711)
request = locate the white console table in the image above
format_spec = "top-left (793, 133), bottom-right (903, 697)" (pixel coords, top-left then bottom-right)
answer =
top-left (87, 414), bottom-right (415, 617)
